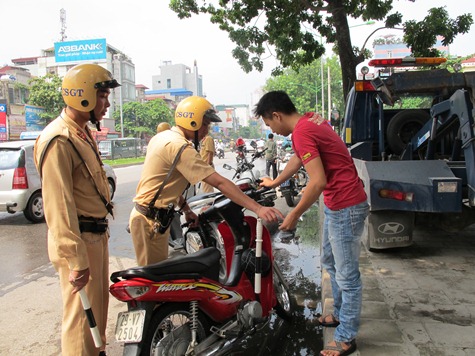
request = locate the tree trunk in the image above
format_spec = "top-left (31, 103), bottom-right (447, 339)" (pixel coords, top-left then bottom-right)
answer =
top-left (328, 1), bottom-right (363, 101)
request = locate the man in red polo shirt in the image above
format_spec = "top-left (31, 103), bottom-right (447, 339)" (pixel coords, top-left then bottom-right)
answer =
top-left (255, 91), bottom-right (368, 356)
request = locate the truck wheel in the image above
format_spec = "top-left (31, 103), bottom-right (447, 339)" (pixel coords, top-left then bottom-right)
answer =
top-left (386, 110), bottom-right (430, 155)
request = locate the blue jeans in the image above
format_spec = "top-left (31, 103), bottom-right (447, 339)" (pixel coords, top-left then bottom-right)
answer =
top-left (321, 201), bottom-right (369, 342)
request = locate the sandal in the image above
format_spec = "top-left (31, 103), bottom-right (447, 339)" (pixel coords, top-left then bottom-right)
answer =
top-left (318, 313), bottom-right (340, 327)
top-left (320, 339), bottom-right (357, 356)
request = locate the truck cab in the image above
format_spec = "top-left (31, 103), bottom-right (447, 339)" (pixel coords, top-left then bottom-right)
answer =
top-left (342, 57), bottom-right (475, 250)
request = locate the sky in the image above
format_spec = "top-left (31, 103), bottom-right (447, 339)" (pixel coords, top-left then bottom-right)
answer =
top-left (2, 0), bottom-right (475, 108)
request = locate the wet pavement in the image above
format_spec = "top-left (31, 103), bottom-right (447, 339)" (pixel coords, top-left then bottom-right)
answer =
top-left (321, 223), bottom-right (475, 355)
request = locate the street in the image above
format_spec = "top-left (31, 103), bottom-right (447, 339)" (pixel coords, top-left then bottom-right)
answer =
top-left (2, 151), bottom-right (474, 355)
top-left (0, 152), bottom-right (323, 355)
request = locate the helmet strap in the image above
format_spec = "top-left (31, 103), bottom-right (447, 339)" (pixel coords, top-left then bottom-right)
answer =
top-left (89, 111), bottom-right (101, 131)
top-left (193, 131), bottom-right (199, 151)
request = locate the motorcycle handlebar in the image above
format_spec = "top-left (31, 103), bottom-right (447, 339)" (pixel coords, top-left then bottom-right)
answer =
top-left (252, 147), bottom-right (267, 159)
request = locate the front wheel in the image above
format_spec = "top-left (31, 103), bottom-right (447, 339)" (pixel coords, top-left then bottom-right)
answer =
top-left (141, 303), bottom-right (210, 355)
top-left (273, 262), bottom-right (293, 322)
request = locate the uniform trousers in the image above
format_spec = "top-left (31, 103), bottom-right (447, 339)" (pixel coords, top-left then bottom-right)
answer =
top-left (48, 230), bottom-right (109, 356)
top-left (129, 207), bottom-right (169, 266)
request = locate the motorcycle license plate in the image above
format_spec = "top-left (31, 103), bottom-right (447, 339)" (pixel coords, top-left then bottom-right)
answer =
top-left (280, 180), bottom-right (291, 188)
top-left (115, 310), bottom-right (146, 343)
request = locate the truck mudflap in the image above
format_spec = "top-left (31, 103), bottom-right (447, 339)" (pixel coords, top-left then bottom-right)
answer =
top-left (365, 210), bottom-right (414, 250)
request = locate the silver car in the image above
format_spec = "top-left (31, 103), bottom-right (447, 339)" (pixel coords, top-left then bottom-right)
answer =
top-left (0, 140), bottom-right (117, 223)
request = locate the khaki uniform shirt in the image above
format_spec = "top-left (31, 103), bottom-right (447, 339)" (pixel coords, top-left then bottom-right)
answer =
top-left (199, 135), bottom-right (215, 165)
top-left (34, 110), bottom-right (111, 271)
top-left (133, 127), bottom-right (215, 208)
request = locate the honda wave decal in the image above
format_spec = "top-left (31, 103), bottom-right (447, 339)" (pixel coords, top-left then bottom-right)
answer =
top-left (154, 282), bottom-right (242, 303)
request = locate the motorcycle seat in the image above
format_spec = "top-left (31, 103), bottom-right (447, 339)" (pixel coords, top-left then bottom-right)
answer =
top-left (110, 247), bottom-right (221, 283)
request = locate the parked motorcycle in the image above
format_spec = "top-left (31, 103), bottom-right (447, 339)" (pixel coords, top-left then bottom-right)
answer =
top-left (279, 166), bottom-right (308, 207)
top-left (168, 146), bottom-right (267, 251)
top-left (109, 184), bottom-right (292, 355)
top-left (215, 147), bottom-right (225, 159)
top-left (224, 147), bottom-right (267, 183)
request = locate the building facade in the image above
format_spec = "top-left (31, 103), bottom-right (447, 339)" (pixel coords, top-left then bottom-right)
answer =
top-left (10, 38), bottom-right (135, 135)
top-left (151, 60), bottom-right (203, 97)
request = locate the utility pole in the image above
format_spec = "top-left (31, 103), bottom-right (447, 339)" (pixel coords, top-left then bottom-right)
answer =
top-left (60, 8), bottom-right (67, 42)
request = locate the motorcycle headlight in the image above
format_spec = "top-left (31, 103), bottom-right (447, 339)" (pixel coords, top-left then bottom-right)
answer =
top-left (185, 231), bottom-right (204, 254)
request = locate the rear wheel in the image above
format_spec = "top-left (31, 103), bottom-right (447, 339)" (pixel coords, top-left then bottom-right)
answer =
top-left (141, 303), bottom-right (209, 355)
top-left (273, 262), bottom-right (293, 321)
top-left (283, 193), bottom-right (295, 207)
top-left (23, 191), bottom-right (44, 223)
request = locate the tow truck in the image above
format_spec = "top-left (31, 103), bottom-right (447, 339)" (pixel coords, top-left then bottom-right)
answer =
top-left (342, 57), bottom-right (475, 250)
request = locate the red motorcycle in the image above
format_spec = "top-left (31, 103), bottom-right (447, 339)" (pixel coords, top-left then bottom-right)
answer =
top-left (109, 184), bottom-right (293, 355)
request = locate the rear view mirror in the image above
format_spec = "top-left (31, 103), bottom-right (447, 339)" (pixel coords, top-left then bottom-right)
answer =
top-left (223, 164), bottom-right (232, 170)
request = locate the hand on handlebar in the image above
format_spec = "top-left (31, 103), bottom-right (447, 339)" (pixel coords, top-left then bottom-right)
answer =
top-left (184, 210), bottom-right (199, 228)
top-left (259, 176), bottom-right (275, 188)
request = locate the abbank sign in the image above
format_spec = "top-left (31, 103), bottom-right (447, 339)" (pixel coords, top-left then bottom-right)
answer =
top-left (54, 38), bottom-right (107, 63)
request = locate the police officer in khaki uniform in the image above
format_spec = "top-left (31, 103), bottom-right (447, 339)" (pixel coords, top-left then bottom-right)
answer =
top-left (34, 64), bottom-right (119, 356)
top-left (130, 96), bottom-right (284, 266)
top-left (199, 133), bottom-right (216, 193)
top-left (156, 121), bottom-right (171, 133)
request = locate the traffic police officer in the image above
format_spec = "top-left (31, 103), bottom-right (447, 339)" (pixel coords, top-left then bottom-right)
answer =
top-left (34, 63), bottom-right (119, 355)
top-left (199, 133), bottom-right (216, 193)
top-left (156, 121), bottom-right (171, 133)
top-left (129, 96), bottom-right (284, 266)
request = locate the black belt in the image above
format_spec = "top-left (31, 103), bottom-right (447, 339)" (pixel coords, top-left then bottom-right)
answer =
top-left (135, 203), bottom-right (176, 234)
top-left (135, 203), bottom-right (159, 219)
top-left (79, 216), bottom-right (108, 233)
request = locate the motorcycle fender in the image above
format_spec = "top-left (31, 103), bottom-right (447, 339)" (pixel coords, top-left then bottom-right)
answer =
top-left (242, 216), bottom-right (277, 316)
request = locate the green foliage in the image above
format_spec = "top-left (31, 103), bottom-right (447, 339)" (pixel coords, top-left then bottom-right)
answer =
top-left (263, 54), bottom-right (344, 117)
top-left (405, 7), bottom-right (473, 57)
top-left (113, 99), bottom-right (173, 138)
top-left (387, 95), bottom-right (433, 110)
top-left (169, 1), bottom-right (472, 99)
top-left (238, 126), bottom-right (251, 139)
top-left (27, 73), bottom-right (64, 124)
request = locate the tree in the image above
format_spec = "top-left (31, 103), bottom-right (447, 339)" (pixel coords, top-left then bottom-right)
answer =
top-left (113, 99), bottom-right (173, 138)
top-left (264, 54), bottom-right (343, 116)
top-left (169, 1), bottom-right (472, 99)
top-left (28, 73), bottom-right (64, 124)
